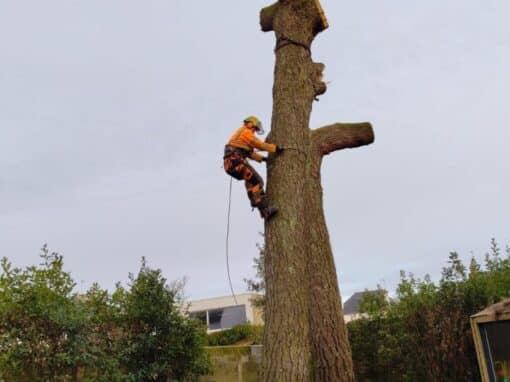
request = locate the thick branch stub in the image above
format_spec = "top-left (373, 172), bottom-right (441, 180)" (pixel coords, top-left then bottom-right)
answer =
top-left (260, 3), bottom-right (279, 32)
top-left (312, 62), bottom-right (327, 98)
top-left (261, 1), bottom-right (328, 36)
top-left (312, 0), bottom-right (329, 33)
top-left (311, 122), bottom-right (374, 156)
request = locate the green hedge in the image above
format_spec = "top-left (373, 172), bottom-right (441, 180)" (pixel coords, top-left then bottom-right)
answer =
top-left (348, 240), bottom-right (510, 382)
top-left (0, 249), bottom-right (211, 382)
top-left (206, 324), bottom-right (263, 346)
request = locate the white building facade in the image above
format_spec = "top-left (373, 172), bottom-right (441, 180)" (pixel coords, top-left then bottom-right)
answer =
top-left (188, 293), bottom-right (263, 332)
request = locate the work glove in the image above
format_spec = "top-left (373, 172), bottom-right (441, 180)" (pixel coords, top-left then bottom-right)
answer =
top-left (276, 146), bottom-right (284, 154)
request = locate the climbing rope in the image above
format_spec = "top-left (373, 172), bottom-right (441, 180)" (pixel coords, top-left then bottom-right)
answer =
top-left (225, 177), bottom-right (238, 306)
top-left (280, 146), bottom-right (308, 155)
top-left (224, 146), bottom-right (303, 307)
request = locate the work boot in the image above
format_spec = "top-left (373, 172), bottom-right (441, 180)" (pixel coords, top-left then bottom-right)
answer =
top-left (260, 206), bottom-right (278, 220)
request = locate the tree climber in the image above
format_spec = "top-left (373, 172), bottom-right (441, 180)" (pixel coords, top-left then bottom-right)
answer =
top-left (224, 116), bottom-right (282, 220)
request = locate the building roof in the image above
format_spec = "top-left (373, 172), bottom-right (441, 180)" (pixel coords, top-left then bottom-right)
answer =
top-left (188, 293), bottom-right (262, 312)
top-left (471, 298), bottom-right (510, 321)
top-left (343, 290), bottom-right (385, 315)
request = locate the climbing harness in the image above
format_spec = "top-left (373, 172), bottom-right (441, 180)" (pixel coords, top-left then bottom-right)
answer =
top-left (225, 177), bottom-right (238, 305)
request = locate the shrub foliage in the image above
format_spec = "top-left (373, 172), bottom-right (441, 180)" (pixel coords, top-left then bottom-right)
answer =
top-left (348, 239), bottom-right (510, 382)
top-left (206, 324), bottom-right (263, 346)
top-left (0, 247), bottom-right (210, 382)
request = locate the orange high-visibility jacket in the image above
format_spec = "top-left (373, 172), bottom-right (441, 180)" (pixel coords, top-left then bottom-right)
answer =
top-left (226, 125), bottom-right (276, 162)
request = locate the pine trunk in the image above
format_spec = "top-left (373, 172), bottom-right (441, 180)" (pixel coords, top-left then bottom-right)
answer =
top-left (262, 5), bottom-right (314, 380)
top-left (260, 1), bottom-right (374, 381)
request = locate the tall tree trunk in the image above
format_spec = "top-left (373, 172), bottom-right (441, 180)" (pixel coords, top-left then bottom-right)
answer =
top-left (260, 1), bottom-right (375, 381)
top-left (261, 3), bottom-right (315, 379)
top-left (307, 124), bottom-right (374, 381)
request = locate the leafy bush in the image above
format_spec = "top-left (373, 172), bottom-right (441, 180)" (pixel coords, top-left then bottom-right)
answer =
top-left (0, 247), bottom-right (211, 382)
top-left (117, 258), bottom-right (211, 381)
top-left (349, 239), bottom-right (510, 382)
top-left (0, 245), bottom-right (118, 381)
top-left (206, 324), bottom-right (263, 346)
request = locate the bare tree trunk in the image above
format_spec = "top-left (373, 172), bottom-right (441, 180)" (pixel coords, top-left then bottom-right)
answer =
top-left (260, 1), bottom-right (374, 381)
top-left (307, 124), bottom-right (374, 381)
top-left (261, 3), bottom-right (315, 380)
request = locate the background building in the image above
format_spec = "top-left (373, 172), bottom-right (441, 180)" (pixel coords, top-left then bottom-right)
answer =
top-left (343, 289), bottom-right (390, 323)
top-left (189, 290), bottom-right (389, 331)
top-left (189, 293), bottom-right (263, 332)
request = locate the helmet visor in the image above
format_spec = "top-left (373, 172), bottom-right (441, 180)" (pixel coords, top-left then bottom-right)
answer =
top-left (255, 121), bottom-right (264, 135)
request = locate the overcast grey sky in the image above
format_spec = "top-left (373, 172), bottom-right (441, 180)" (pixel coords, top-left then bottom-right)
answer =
top-left (1, 0), bottom-right (509, 302)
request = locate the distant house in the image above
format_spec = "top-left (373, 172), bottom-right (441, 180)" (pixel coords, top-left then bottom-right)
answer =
top-left (343, 290), bottom-right (389, 323)
top-left (188, 293), bottom-right (263, 333)
top-left (188, 290), bottom-right (387, 331)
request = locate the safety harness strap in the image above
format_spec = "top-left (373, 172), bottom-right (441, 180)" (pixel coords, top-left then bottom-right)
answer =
top-left (275, 35), bottom-right (311, 53)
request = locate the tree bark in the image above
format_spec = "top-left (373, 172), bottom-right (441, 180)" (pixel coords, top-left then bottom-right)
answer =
top-left (311, 123), bottom-right (374, 156)
top-left (261, 2), bottom-right (315, 380)
top-left (260, 1), bottom-right (374, 381)
top-left (306, 123), bottom-right (374, 382)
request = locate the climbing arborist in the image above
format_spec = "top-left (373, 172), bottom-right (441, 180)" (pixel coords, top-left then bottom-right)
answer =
top-left (224, 116), bottom-right (282, 220)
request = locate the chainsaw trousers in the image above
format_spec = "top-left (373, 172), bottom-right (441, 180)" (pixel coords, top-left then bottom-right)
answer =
top-left (224, 149), bottom-right (266, 210)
